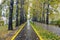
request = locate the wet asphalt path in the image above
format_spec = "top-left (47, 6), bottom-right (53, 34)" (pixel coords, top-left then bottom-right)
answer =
top-left (15, 21), bottom-right (39, 40)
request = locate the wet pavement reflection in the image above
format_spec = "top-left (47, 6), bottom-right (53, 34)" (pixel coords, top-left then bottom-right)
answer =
top-left (15, 20), bottom-right (39, 40)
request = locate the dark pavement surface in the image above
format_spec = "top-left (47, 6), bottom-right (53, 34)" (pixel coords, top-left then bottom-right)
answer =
top-left (15, 21), bottom-right (39, 40)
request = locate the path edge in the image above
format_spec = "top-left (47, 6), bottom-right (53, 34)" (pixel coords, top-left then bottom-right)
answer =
top-left (11, 23), bottom-right (26, 40)
top-left (30, 23), bottom-right (43, 40)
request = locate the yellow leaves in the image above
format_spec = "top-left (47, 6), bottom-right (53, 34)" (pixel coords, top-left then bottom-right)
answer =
top-left (50, 0), bottom-right (60, 9)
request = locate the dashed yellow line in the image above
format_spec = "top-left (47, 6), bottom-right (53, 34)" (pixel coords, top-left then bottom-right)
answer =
top-left (31, 23), bottom-right (43, 40)
top-left (11, 23), bottom-right (26, 40)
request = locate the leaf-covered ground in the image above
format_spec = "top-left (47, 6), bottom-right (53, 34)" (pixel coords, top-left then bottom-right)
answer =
top-left (31, 22), bottom-right (60, 40)
top-left (0, 22), bottom-right (26, 40)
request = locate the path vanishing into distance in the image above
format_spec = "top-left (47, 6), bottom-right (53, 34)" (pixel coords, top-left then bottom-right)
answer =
top-left (15, 20), bottom-right (39, 40)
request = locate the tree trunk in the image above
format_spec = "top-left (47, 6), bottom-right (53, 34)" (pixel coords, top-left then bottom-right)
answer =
top-left (42, 3), bottom-right (45, 23)
top-left (8, 0), bottom-right (14, 30)
top-left (20, 0), bottom-right (24, 25)
top-left (16, 0), bottom-right (18, 27)
top-left (46, 0), bottom-right (49, 25)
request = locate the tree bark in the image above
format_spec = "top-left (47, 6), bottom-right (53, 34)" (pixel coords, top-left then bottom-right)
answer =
top-left (46, 0), bottom-right (49, 25)
top-left (8, 0), bottom-right (14, 30)
top-left (16, 0), bottom-right (18, 27)
top-left (20, 0), bottom-right (24, 25)
top-left (42, 3), bottom-right (45, 23)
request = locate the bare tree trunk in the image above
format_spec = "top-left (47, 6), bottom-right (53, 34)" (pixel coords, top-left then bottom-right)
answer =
top-left (16, 0), bottom-right (18, 27)
top-left (8, 0), bottom-right (14, 30)
top-left (20, 0), bottom-right (24, 25)
top-left (46, 0), bottom-right (49, 25)
top-left (0, 5), bottom-right (2, 17)
top-left (42, 3), bottom-right (45, 23)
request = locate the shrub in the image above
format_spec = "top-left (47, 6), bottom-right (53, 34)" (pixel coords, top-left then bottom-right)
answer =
top-left (56, 20), bottom-right (60, 27)
top-left (51, 19), bottom-right (60, 27)
top-left (0, 21), bottom-right (4, 26)
top-left (50, 21), bottom-right (57, 25)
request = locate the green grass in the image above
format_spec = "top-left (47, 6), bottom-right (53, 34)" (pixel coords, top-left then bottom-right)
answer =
top-left (0, 25), bottom-right (10, 40)
top-left (31, 22), bottom-right (60, 40)
top-left (0, 22), bottom-right (16, 39)
top-left (0, 21), bottom-right (26, 40)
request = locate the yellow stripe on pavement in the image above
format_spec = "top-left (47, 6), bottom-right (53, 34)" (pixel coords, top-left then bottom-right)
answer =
top-left (31, 23), bottom-right (43, 40)
top-left (11, 23), bottom-right (26, 40)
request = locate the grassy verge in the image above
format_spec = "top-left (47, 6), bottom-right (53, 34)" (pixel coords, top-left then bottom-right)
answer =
top-left (0, 25), bottom-right (10, 40)
top-left (30, 22), bottom-right (60, 40)
top-left (0, 22), bottom-right (26, 40)
top-left (0, 22), bottom-right (16, 39)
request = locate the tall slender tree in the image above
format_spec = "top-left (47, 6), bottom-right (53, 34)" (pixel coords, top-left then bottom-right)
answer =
top-left (42, 3), bottom-right (45, 23)
top-left (0, 5), bottom-right (2, 18)
top-left (16, 0), bottom-right (19, 27)
top-left (46, 0), bottom-right (49, 25)
top-left (20, 0), bottom-right (24, 25)
top-left (8, 0), bottom-right (14, 30)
